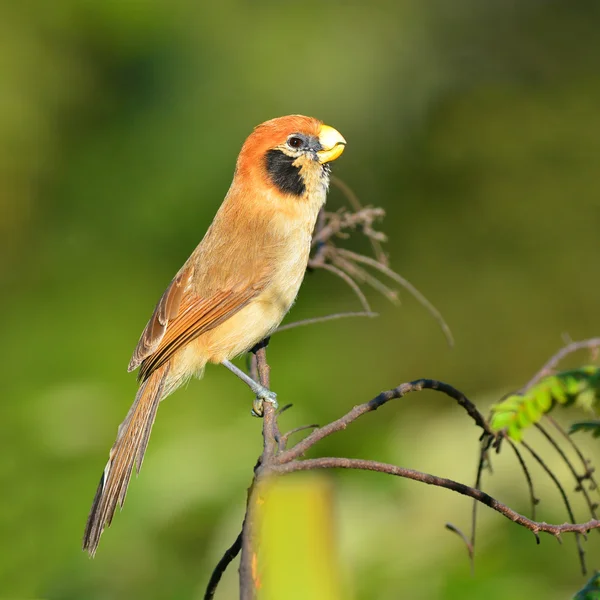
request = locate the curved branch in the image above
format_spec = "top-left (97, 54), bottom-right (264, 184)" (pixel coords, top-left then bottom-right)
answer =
top-left (546, 415), bottom-right (600, 495)
top-left (521, 439), bottom-right (587, 574)
top-left (204, 532), bottom-right (242, 600)
top-left (272, 457), bottom-right (600, 539)
top-left (523, 338), bottom-right (600, 392)
top-left (336, 248), bottom-right (454, 347)
top-left (279, 379), bottom-right (492, 464)
top-left (535, 423), bottom-right (598, 518)
top-left (312, 262), bottom-right (372, 313)
top-left (505, 437), bottom-right (539, 521)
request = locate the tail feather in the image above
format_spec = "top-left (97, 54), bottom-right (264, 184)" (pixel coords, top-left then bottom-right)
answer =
top-left (83, 363), bottom-right (170, 556)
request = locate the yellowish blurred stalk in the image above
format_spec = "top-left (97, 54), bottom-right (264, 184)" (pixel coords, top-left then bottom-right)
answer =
top-left (249, 474), bottom-right (344, 600)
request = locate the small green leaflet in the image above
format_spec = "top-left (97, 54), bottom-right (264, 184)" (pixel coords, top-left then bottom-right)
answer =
top-left (570, 420), bottom-right (600, 438)
top-left (574, 572), bottom-right (600, 599)
top-left (490, 366), bottom-right (600, 442)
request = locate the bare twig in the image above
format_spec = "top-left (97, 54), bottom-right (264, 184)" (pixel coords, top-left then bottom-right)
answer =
top-left (275, 311), bottom-right (377, 334)
top-left (332, 254), bottom-right (400, 303)
top-left (535, 423), bottom-right (598, 518)
top-left (279, 379), bottom-right (492, 464)
top-left (313, 262), bottom-right (372, 313)
top-left (204, 531), bottom-right (242, 600)
top-left (470, 437), bottom-right (493, 564)
top-left (336, 248), bottom-right (454, 347)
top-left (271, 457), bottom-right (600, 540)
top-left (279, 424), bottom-right (320, 451)
top-left (547, 415), bottom-right (599, 494)
top-left (445, 523), bottom-right (474, 575)
top-left (311, 207), bottom-right (386, 249)
top-left (330, 175), bottom-right (388, 264)
top-left (306, 195), bottom-right (453, 347)
top-left (505, 437), bottom-right (539, 521)
top-left (523, 338), bottom-right (600, 392)
top-left (521, 439), bottom-right (587, 574)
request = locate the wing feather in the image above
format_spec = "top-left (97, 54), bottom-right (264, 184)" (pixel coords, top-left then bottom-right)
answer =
top-left (128, 266), bottom-right (194, 372)
top-left (128, 263), bottom-right (266, 382)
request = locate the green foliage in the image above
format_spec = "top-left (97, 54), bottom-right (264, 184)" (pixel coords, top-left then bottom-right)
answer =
top-left (574, 572), bottom-right (600, 600)
top-left (570, 421), bottom-right (600, 438)
top-left (490, 366), bottom-right (600, 441)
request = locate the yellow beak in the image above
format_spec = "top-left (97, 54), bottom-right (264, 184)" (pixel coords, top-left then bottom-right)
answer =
top-left (317, 125), bottom-right (346, 164)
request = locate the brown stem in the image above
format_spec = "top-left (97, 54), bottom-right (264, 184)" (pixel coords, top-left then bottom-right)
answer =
top-left (239, 340), bottom-right (277, 600)
top-left (279, 379), bottom-right (492, 464)
top-left (271, 457), bottom-right (600, 539)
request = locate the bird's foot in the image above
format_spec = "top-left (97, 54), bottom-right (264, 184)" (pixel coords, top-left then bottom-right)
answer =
top-left (251, 387), bottom-right (278, 418)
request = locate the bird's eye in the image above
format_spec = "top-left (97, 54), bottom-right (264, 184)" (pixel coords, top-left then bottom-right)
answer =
top-left (287, 136), bottom-right (304, 149)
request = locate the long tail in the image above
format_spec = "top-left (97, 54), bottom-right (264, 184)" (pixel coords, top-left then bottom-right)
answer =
top-left (83, 362), bottom-right (170, 556)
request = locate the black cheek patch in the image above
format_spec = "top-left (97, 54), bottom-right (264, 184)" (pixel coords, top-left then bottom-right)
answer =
top-left (265, 149), bottom-right (306, 196)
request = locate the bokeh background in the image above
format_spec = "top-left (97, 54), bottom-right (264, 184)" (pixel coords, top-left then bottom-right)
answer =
top-left (2, 0), bottom-right (600, 598)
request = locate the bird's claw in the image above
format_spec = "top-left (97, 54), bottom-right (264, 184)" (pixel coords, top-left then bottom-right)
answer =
top-left (251, 387), bottom-right (278, 418)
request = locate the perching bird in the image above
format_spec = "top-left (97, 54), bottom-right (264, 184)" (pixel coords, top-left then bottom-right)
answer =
top-left (82, 115), bottom-right (346, 555)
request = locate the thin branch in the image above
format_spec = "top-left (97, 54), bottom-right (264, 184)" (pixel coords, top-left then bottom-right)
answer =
top-left (306, 184), bottom-right (454, 349)
top-left (279, 424), bottom-right (320, 452)
top-left (312, 262), bottom-right (372, 313)
top-left (275, 311), bottom-right (377, 334)
top-left (445, 523), bottom-right (474, 575)
top-left (279, 379), bottom-right (492, 464)
top-left (330, 175), bottom-right (363, 211)
top-left (535, 423), bottom-right (598, 518)
top-left (271, 457), bottom-right (600, 539)
top-left (330, 175), bottom-right (388, 264)
top-left (505, 437), bottom-right (539, 522)
top-left (332, 254), bottom-right (400, 304)
top-left (523, 338), bottom-right (600, 392)
top-left (311, 207), bottom-right (387, 249)
top-left (204, 531), bottom-right (243, 600)
top-left (470, 437), bottom-right (493, 563)
top-left (521, 440), bottom-right (587, 574)
top-left (546, 415), bottom-right (599, 494)
top-left (336, 248), bottom-right (454, 347)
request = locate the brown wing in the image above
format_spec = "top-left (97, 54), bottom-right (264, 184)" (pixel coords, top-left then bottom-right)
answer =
top-left (128, 264), bottom-right (265, 382)
top-left (128, 266), bottom-right (194, 372)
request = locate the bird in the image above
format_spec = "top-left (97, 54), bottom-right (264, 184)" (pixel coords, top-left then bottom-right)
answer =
top-left (82, 115), bottom-right (346, 555)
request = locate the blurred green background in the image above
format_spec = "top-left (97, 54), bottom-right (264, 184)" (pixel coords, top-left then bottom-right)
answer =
top-left (2, 0), bottom-right (600, 598)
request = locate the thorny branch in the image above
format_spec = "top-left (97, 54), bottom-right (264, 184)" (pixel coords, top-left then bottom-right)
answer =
top-left (203, 188), bottom-right (600, 597)
top-left (204, 339), bottom-right (600, 599)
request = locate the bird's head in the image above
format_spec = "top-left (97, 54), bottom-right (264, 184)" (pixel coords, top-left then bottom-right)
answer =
top-left (234, 115), bottom-right (346, 201)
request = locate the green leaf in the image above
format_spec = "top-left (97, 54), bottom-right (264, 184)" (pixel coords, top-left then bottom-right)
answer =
top-left (573, 571), bottom-right (600, 599)
top-left (490, 365), bottom-right (600, 441)
top-left (569, 421), bottom-right (600, 438)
